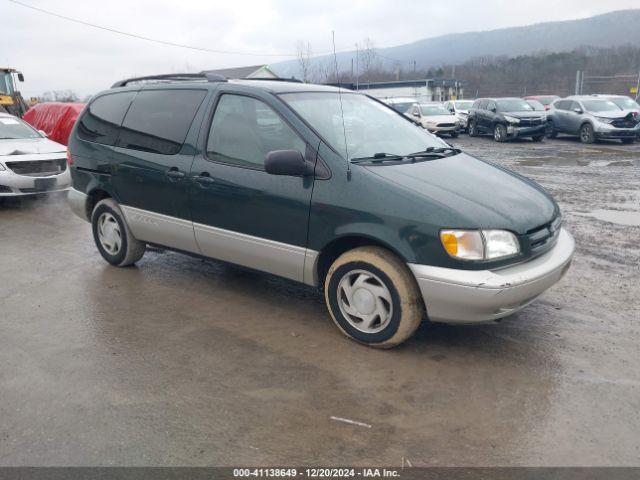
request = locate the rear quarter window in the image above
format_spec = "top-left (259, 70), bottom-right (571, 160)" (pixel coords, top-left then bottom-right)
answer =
top-left (77, 91), bottom-right (136, 146)
top-left (116, 89), bottom-right (207, 155)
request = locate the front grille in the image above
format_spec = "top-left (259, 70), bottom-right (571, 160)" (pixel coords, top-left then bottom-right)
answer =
top-left (611, 119), bottom-right (637, 128)
top-left (0, 185), bottom-right (12, 193)
top-left (518, 117), bottom-right (543, 127)
top-left (5, 159), bottom-right (66, 177)
top-left (437, 123), bottom-right (456, 127)
top-left (526, 215), bottom-right (562, 255)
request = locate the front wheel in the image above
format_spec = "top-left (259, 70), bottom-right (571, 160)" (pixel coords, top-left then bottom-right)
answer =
top-left (532, 135), bottom-right (545, 142)
top-left (449, 131), bottom-right (459, 138)
top-left (621, 138), bottom-right (634, 144)
top-left (468, 120), bottom-right (478, 137)
top-left (92, 198), bottom-right (146, 267)
top-left (324, 246), bottom-right (424, 348)
top-left (494, 123), bottom-right (507, 142)
top-left (546, 121), bottom-right (558, 138)
top-left (580, 123), bottom-right (595, 144)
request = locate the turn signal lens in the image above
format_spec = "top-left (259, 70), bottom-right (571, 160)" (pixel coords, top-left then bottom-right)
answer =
top-left (66, 148), bottom-right (73, 166)
top-left (440, 230), bottom-right (484, 260)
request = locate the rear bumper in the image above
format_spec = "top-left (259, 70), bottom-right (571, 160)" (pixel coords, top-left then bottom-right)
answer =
top-left (67, 187), bottom-right (90, 222)
top-left (408, 228), bottom-right (575, 324)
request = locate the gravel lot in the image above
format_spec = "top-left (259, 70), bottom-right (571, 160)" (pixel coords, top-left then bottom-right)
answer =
top-left (0, 135), bottom-right (638, 466)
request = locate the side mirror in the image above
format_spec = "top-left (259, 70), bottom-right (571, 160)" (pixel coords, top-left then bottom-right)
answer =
top-left (17, 73), bottom-right (24, 82)
top-left (38, 130), bottom-right (47, 137)
top-left (265, 150), bottom-right (312, 176)
top-left (573, 108), bottom-right (583, 114)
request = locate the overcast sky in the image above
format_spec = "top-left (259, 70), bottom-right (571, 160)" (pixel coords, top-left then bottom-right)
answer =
top-left (2, 0), bottom-right (639, 98)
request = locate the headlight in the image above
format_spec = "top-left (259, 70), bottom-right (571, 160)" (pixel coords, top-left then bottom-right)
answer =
top-left (503, 115), bottom-right (520, 124)
top-left (595, 117), bottom-right (614, 124)
top-left (540, 114), bottom-right (547, 122)
top-left (440, 229), bottom-right (520, 261)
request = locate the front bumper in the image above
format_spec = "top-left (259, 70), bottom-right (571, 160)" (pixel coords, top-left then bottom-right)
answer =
top-left (0, 167), bottom-right (71, 196)
top-left (506, 124), bottom-right (546, 138)
top-left (408, 228), bottom-right (575, 324)
top-left (593, 123), bottom-right (639, 139)
top-left (426, 125), bottom-right (460, 133)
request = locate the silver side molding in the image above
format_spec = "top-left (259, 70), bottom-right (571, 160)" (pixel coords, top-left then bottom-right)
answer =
top-left (120, 205), bottom-right (200, 254)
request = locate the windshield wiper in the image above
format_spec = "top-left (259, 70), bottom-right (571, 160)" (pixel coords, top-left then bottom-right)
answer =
top-left (406, 147), bottom-right (462, 158)
top-left (350, 152), bottom-right (406, 164)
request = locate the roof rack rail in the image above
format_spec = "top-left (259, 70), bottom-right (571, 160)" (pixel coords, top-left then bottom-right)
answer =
top-left (238, 77), bottom-right (303, 83)
top-left (111, 71), bottom-right (227, 88)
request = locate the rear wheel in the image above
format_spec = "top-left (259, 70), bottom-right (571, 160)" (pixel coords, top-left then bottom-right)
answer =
top-left (580, 123), bottom-right (595, 144)
top-left (449, 131), bottom-right (459, 138)
top-left (91, 198), bottom-right (146, 267)
top-left (493, 123), bottom-right (507, 142)
top-left (324, 246), bottom-right (424, 348)
top-left (532, 135), bottom-right (545, 142)
top-left (468, 120), bottom-right (478, 137)
top-left (621, 138), bottom-right (634, 144)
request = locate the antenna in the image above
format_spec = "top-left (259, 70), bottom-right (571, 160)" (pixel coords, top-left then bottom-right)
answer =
top-left (332, 31), bottom-right (351, 180)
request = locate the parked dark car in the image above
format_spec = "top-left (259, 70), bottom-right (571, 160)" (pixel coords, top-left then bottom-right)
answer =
top-left (468, 98), bottom-right (547, 142)
top-left (66, 75), bottom-right (574, 348)
top-left (547, 96), bottom-right (639, 144)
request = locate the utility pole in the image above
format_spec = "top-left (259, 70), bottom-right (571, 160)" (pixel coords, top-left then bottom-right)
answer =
top-left (355, 43), bottom-right (359, 91)
top-left (575, 70), bottom-right (581, 95)
top-left (635, 70), bottom-right (640, 100)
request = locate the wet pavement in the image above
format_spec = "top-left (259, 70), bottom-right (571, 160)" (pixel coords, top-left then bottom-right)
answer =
top-left (0, 136), bottom-right (639, 466)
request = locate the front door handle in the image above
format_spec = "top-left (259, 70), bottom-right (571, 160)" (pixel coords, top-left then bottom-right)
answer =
top-left (166, 168), bottom-right (185, 180)
top-left (193, 173), bottom-right (215, 185)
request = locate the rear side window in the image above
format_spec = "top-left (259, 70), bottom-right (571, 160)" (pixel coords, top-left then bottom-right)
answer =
top-left (117, 89), bottom-right (207, 155)
top-left (555, 100), bottom-right (570, 110)
top-left (77, 92), bottom-right (136, 146)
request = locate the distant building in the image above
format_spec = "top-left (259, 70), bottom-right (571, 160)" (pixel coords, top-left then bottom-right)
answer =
top-left (202, 65), bottom-right (279, 80)
top-left (328, 79), bottom-right (464, 102)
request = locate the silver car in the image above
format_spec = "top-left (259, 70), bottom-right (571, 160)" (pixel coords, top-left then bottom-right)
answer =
top-left (443, 99), bottom-right (474, 131)
top-left (547, 96), bottom-right (640, 144)
top-left (0, 112), bottom-right (71, 196)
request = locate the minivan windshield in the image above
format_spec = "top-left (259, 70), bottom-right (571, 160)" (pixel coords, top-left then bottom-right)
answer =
top-left (0, 116), bottom-right (41, 140)
top-left (496, 99), bottom-right (534, 112)
top-left (281, 92), bottom-right (445, 160)
top-left (582, 99), bottom-right (621, 113)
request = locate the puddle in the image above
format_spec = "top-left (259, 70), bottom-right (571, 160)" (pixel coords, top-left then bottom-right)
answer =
top-left (575, 209), bottom-right (640, 226)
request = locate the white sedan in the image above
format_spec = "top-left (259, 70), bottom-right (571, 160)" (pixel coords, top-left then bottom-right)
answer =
top-left (408, 103), bottom-right (462, 137)
top-left (0, 112), bottom-right (70, 197)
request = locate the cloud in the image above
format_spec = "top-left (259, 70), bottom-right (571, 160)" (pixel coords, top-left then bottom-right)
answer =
top-left (2, 0), bottom-right (638, 97)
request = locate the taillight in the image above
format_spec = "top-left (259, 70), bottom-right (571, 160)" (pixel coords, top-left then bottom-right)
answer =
top-left (66, 148), bottom-right (73, 166)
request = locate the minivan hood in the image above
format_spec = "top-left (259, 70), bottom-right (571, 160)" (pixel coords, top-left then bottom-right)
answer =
top-left (365, 153), bottom-right (557, 234)
top-left (0, 138), bottom-right (65, 157)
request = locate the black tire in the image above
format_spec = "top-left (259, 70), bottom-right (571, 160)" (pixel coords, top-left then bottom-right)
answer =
top-left (468, 120), bottom-right (478, 137)
top-left (324, 246), bottom-right (424, 348)
top-left (449, 131), bottom-right (459, 138)
top-left (580, 123), bottom-right (595, 144)
top-left (493, 123), bottom-right (507, 142)
top-left (532, 135), bottom-right (545, 142)
top-left (91, 198), bottom-right (146, 267)
top-left (545, 120), bottom-right (558, 139)
top-left (621, 138), bottom-right (634, 144)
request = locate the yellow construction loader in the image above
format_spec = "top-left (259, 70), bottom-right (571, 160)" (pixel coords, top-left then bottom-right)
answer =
top-left (0, 68), bottom-right (29, 117)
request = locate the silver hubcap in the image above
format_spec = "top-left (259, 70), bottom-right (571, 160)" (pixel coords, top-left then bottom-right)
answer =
top-left (495, 125), bottom-right (504, 140)
top-left (581, 126), bottom-right (591, 142)
top-left (97, 212), bottom-right (122, 255)
top-left (337, 270), bottom-right (393, 334)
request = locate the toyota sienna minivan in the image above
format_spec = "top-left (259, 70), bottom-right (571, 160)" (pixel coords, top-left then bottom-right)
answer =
top-left (67, 74), bottom-right (574, 348)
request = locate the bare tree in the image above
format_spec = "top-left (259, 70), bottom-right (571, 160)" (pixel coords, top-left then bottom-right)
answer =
top-left (358, 38), bottom-right (378, 82)
top-left (38, 90), bottom-right (80, 103)
top-left (296, 41), bottom-right (314, 83)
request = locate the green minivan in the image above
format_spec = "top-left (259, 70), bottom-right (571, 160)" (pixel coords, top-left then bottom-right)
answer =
top-left (67, 74), bottom-right (574, 348)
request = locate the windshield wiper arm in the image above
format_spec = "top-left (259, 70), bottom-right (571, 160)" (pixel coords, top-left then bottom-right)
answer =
top-left (350, 152), bottom-right (405, 164)
top-left (406, 147), bottom-right (462, 158)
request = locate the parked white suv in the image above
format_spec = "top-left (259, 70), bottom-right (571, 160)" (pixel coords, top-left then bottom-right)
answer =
top-left (0, 112), bottom-right (71, 196)
top-left (443, 100), bottom-right (474, 131)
